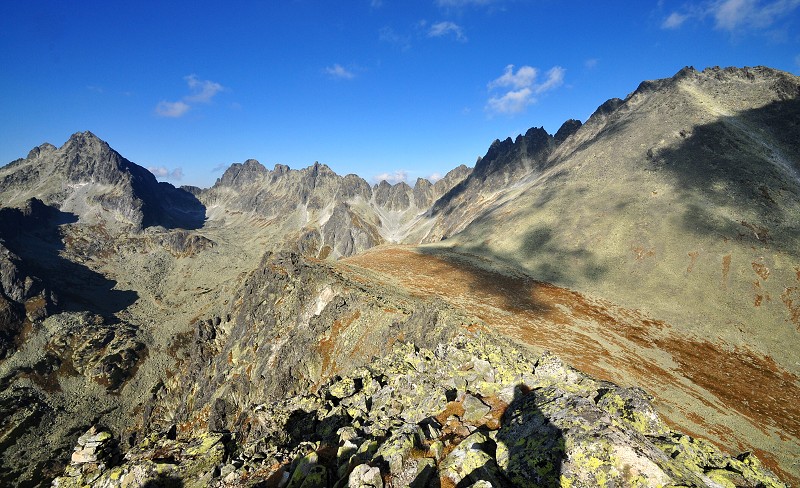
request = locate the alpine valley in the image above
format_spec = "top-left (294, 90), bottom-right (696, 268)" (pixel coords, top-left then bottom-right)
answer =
top-left (1, 66), bottom-right (798, 488)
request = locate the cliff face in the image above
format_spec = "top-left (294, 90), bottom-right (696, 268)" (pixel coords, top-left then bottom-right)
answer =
top-left (0, 66), bottom-right (798, 487)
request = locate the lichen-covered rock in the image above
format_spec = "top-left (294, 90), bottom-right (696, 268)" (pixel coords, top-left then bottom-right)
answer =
top-left (348, 464), bottom-right (382, 488)
top-left (50, 336), bottom-right (786, 487)
top-left (440, 431), bottom-right (505, 487)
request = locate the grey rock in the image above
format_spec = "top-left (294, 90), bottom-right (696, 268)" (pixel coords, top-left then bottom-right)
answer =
top-left (348, 464), bottom-right (383, 488)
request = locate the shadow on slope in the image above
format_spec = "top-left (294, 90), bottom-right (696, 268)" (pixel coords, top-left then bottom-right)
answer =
top-left (145, 182), bottom-right (207, 231)
top-left (419, 222), bottom-right (608, 295)
top-left (493, 385), bottom-right (564, 488)
top-left (653, 98), bottom-right (800, 254)
top-left (401, 247), bottom-right (556, 315)
top-left (0, 200), bottom-right (138, 319)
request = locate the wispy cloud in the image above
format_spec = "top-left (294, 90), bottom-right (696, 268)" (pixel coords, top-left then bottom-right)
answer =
top-left (534, 66), bottom-right (565, 94)
top-left (184, 74), bottom-right (224, 103)
top-left (325, 64), bottom-right (356, 80)
top-left (486, 65), bottom-right (565, 115)
top-left (662, 11), bottom-right (690, 29)
top-left (379, 26), bottom-right (412, 50)
top-left (584, 58), bottom-right (599, 69)
top-left (661, 0), bottom-right (800, 32)
top-left (428, 21), bottom-right (468, 41)
top-left (155, 101), bottom-right (190, 118)
top-left (155, 75), bottom-right (225, 118)
top-left (428, 172), bottom-right (443, 182)
top-left (488, 65), bottom-right (537, 90)
top-left (373, 170), bottom-right (409, 184)
top-left (149, 166), bottom-right (184, 180)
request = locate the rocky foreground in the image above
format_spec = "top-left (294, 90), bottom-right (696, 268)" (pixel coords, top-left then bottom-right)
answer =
top-left (53, 336), bottom-right (783, 488)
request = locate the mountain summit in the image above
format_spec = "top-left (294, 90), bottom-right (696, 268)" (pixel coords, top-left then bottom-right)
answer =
top-left (0, 131), bottom-right (205, 231)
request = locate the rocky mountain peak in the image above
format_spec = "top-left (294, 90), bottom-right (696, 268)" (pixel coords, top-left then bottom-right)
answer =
top-left (473, 127), bottom-right (554, 182)
top-left (554, 118), bottom-right (583, 143)
top-left (0, 133), bottom-right (205, 231)
top-left (216, 159), bottom-right (268, 187)
top-left (26, 142), bottom-right (56, 160)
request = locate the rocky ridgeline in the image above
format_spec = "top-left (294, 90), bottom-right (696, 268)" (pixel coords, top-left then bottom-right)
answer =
top-left (203, 159), bottom-right (472, 258)
top-left (52, 337), bottom-right (783, 488)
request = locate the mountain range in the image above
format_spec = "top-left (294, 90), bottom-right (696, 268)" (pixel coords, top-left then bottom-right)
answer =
top-left (0, 65), bottom-right (798, 487)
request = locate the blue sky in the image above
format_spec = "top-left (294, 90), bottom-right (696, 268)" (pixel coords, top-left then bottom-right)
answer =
top-left (1, 1), bottom-right (799, 188)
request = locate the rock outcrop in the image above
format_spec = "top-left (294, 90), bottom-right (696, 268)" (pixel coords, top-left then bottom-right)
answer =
top-left (53, 337), bottom-right (784, 487)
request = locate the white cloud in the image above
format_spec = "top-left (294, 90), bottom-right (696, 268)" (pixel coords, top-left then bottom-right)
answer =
top-left (534, 66), bottom-right (565, 94)
top-left (714, 0), bottom-right (800, 30)
top-left (485, 65), bottom-right (565, 115)
top-left (661, 0), bottom-right (800, 32)
top-left (373, 170), bottom-right (409, 184)
top-left (488, 65), bottom-right (538, 90)
top-left (326, 64), bottom-right (356, 80)
top-left (662, 12), bottom-right (689, 28)
top-left (184, 74), bottom-right (224, 103)
top-left (428, 172), bottom-right (443, 182)
top-left (155, 75), bottom-right (225, 118)
top-left (487, 88), bottom-right (534, 114)
top-left (428, 21), bottom-right (467, 41)
top-left (149, 166), bottom-right (184, 180)
top-left (155, 100), bottom-right (190, 118)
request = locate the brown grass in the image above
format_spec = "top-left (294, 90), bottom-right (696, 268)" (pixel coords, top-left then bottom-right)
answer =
top-left (318, 309), bottom-right (361, 377)
top-left (340, 246), bottom-right (800, 484)
top-left (781, 286), bottom-right (800, 330)
top-left (752, 261), bottom-right (770, 281)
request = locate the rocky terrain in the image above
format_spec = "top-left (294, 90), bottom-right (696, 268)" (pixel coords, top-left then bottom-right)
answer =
top-left (0, 65), bottom-right (798, 487)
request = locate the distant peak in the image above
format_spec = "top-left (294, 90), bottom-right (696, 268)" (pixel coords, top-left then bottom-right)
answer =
top-left (68, 130), bottom-right (102, 143)
top-left (554, 119), bottom-right (582, 144)
top-left (61, 131), bottom-right (111, 153)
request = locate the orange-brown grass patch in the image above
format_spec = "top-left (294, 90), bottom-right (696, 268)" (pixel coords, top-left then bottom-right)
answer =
top-left (655, 338), bottom-right (800, 440)
top-left (752, 261), bottom-right (770, 281)
top-left (722, 254), bottom-right (732, 288)
top-left (479, 395), bottom-right (509, 431)
top-left (318, 309), bottom-right (361, 377)
top-left (178, 403), bottom-right (211, 434)
top-left (340, 247), bottom-right (800, 483)
top-left (687, 251), bottom-right (699, 273)
top-left (751, 448), bottom-right (797, 487)
top-left (632, 246), bottom-right (656, 260)
top-left (435, 400), bottom-right (466, 426)
top-left (780, 286), bottom-right (800, 330)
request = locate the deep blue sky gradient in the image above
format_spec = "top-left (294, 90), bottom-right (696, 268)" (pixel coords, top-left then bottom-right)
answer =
top-left (2, 1), bottom-right (798, 187)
